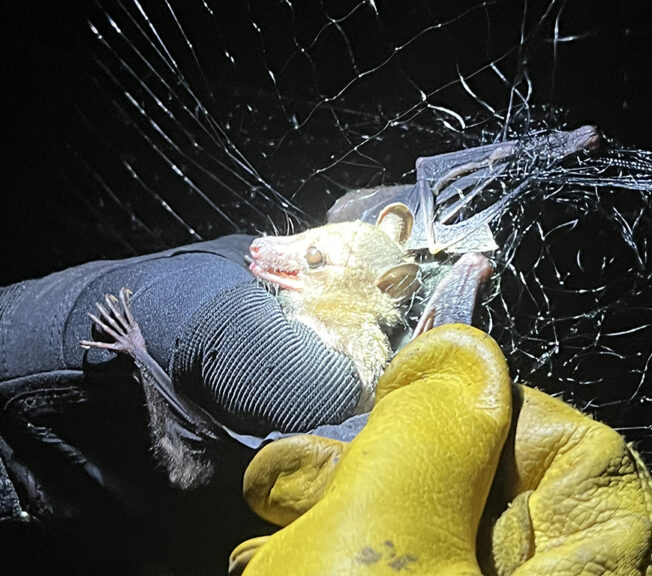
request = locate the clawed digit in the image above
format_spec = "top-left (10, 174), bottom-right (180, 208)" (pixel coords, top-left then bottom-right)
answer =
top-left (412, 127), bottom-right (600, 254)
top-left (80, 287), bottom-right (144, 358)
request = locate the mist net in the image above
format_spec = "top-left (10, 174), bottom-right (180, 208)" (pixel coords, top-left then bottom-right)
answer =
top-left (60, 1), bottom-right (651, 463)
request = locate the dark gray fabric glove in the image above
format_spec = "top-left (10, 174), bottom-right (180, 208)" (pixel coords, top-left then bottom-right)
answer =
top-left (0, 234), bottom-right (361, 523)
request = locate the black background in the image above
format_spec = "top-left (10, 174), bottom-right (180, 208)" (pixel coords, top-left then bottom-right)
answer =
top-left (2, 0), bottom-right (652, 283)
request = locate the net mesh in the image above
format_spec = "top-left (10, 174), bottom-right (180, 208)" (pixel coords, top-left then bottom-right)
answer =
top-left (15, 1), bottom-right (652, 463)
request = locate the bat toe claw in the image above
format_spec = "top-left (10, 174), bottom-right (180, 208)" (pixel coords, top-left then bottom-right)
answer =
top-left (79, 288), bottom-right (144, 358)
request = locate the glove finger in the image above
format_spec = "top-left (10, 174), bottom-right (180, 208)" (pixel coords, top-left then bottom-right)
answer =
top-left (241, 324), bottom-right (512, 575)
top-left (489, 386), bottom-right (652, 576)
top-left (229, 536), bottom-right (271, 576)
top-left (243, 435), bottom-right (347, 527)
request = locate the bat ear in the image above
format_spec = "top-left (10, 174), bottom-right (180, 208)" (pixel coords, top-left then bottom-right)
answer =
top-left (376, 202), bottom-right (414, 245)
top-left (375, 262), bottom-right (421, 301)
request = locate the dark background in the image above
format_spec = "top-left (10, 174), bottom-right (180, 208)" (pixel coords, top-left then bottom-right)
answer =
top-left (2, 0), bottom-right (652, 283)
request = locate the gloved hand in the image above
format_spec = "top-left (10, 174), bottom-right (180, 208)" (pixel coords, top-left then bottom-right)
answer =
top-left (480, 385), bottom-right (651, 576)
top-left (229, 325), bottom-right (652, 576)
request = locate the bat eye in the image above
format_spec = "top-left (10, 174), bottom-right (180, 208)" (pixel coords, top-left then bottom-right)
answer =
top-left (306, 246), bottom-right (325, 268)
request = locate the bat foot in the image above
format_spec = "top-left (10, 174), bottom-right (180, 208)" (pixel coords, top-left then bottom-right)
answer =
top-left (80, 287), bottom-right (145, 358)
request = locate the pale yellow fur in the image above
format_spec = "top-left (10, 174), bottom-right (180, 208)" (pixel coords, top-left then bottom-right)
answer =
top-left (255, 215), bottom-right (416, 411)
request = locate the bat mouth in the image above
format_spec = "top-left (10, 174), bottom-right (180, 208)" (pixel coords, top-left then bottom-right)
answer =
top-left (249, 261), bottom-right (303, 291)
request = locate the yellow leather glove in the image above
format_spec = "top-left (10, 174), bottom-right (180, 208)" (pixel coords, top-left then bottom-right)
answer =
top-left (230, 325), bottom-right (652, 576)
top-left (480, 385), bottom-right (652, 576)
